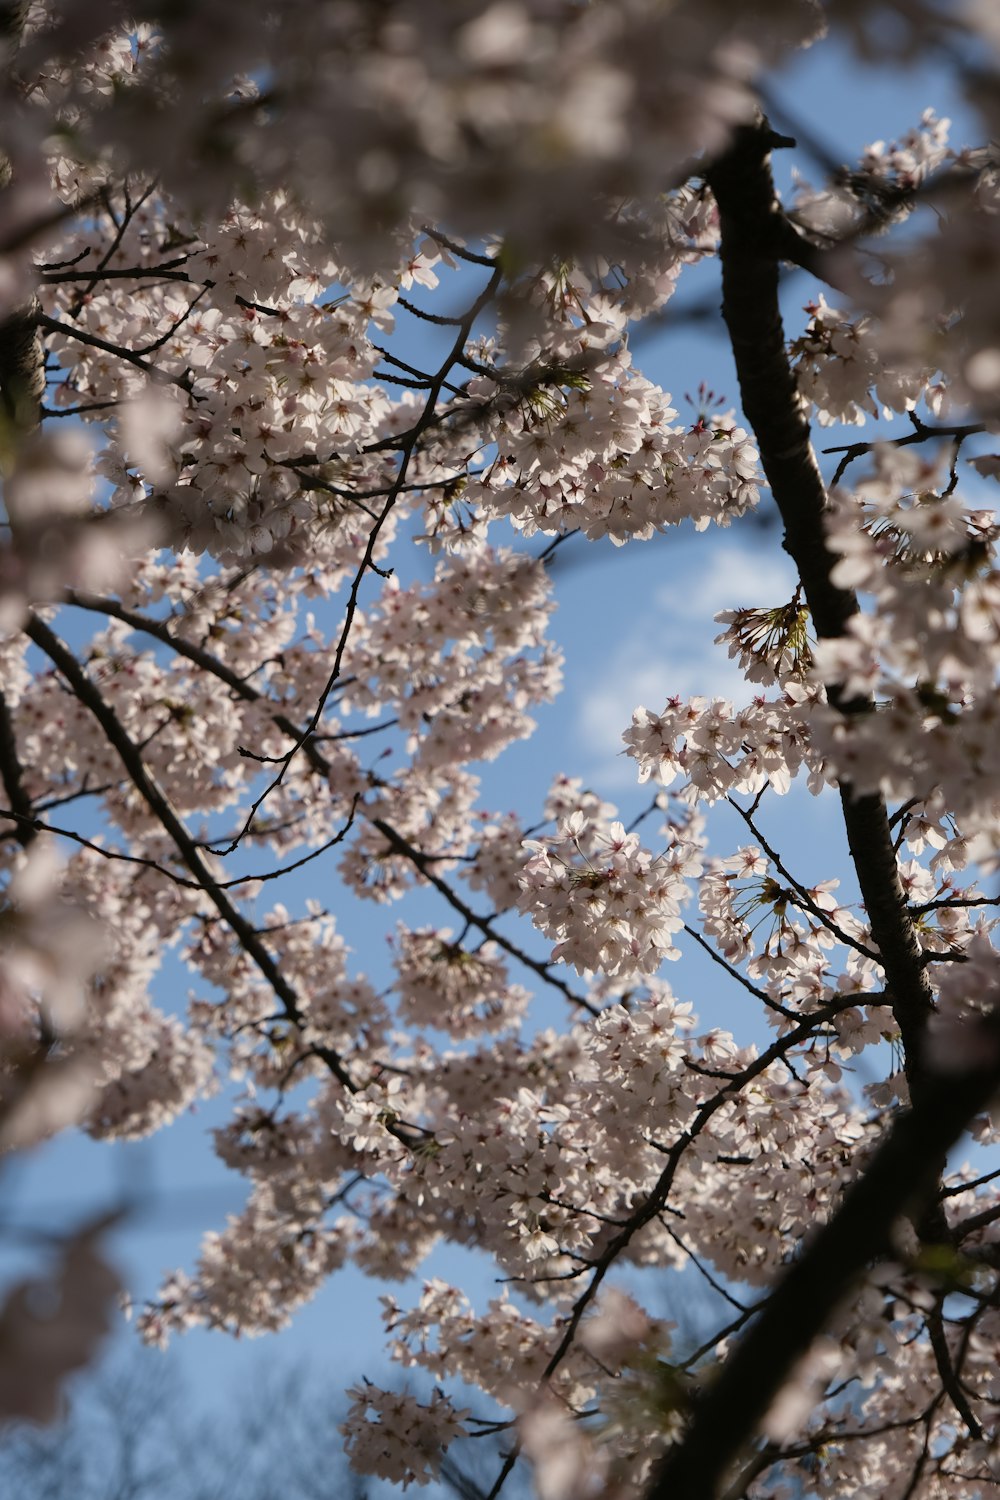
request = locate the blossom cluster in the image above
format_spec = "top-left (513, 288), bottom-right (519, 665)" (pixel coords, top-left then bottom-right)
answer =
top-left (393, 928), bottom-right (530, 1036)
top-left (623, 690), bottom-right (819, 802)
top-left (517, 812), bottom-right (696, 978)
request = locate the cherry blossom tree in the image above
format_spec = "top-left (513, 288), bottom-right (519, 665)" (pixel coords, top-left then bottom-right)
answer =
top-left (5, 1), bottom-right (1000, 1495)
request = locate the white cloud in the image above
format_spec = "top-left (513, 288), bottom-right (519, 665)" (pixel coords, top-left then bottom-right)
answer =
top-left (576, 543), bottom-right (798, 785)
top-left (655, 543), bottom-right (797, 620)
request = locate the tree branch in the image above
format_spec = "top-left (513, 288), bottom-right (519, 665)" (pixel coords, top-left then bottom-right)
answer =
top-left (645, 1030), bottom-right (1000, 1500)
top-left (704, 118), bottom-right (936, 1097)
top-left (371, 817), bottom-right (597, 1017)
top-left (67, 591), bottom-right (336, 783)
top-left (23, 613), bottom-right (358, 1095)
top-left (0, 688), bottom-right (36, 847)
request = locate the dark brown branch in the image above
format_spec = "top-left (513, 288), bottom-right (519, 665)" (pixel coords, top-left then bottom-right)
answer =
top-left (645, 1029), bottom-right (1000, 1500)
top-left (704, 118), bottom-right (936, 1097)
top-left (950, 1197), bottom-right (1000, 1243)
top-left (34, 312), bottom-right (192, 391)
top-left (371, 817), bottom-right (597, 1017)
top-left (941, 1165), bottom-right (1000, 1200)
top-left (681, 922), bottom-right (798, 1021)
top-left (40, 257), bottom-right (192, 283)
top-left (927, 1299), bottom-right (983, 1441)
top-left (420, 228), bottom-right (498, 267)
top-left (0, 806), bottom-right (199, 885)
top-left (726, 796), bottom-right (880, 962)
top-left (67, 591), bottom-right (335, 783)
top-left (41, 399), bottom-right (122, 418)
top-left (633, 114), bottom-right (987, 1500)
top-left (23, 614), bottom-right (357, 1095)
top-left (770, 213), bottom-right (857, 296)
top-left (0, 689), bottom-right (36, 847)
top-left (540, 993), bottom-right (864, 1387)
top-left (824, 415), bottom-right (987, 487)
top-left (397, 295), bottom-right (467, 326)
top-left (67, 182), bottom-right (160, 315)
top-left (915, 892), bottom-right (1000, 914)
top-left (213, 262), bottom-right (504, 855)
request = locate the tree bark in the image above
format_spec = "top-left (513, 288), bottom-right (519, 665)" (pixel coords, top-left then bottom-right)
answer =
top-left (642, 117), bottom-right (973, 1500)
top-left (705, 119), bottom-right (935, 1090)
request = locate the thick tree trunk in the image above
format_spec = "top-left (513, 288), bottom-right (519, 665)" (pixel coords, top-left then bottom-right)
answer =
top-left (644, 117), bottom-right (984, 1500)
top-left (705, 118), bottom-right (935, 1089)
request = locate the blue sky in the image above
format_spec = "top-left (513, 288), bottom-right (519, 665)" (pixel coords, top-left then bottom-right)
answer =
top-left (1, 22), bottom-right (990, 1460)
